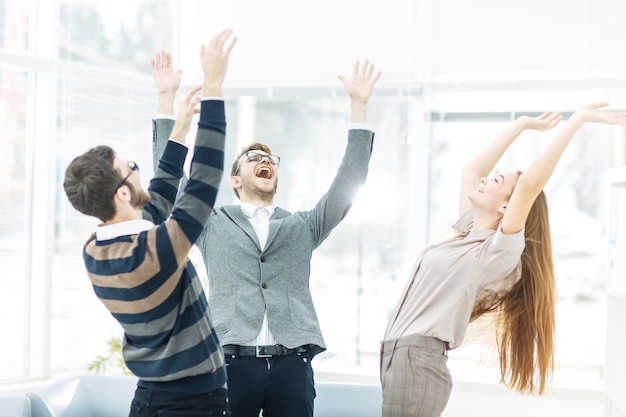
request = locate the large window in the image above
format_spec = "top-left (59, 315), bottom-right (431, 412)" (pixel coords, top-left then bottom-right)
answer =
top-left (51, 70), bottom-right (156, 374)
top-left (0, 0), bottom-right (177, 383)
top-left (2, 0), bottom-right (626, 395)
top-left (0, 1), bottom-right (29, 52)
top-left (0, 68), bottom-right (29, 380)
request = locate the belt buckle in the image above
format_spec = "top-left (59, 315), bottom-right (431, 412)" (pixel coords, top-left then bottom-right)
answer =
top-left (256, 346), bottom-right (272, 358)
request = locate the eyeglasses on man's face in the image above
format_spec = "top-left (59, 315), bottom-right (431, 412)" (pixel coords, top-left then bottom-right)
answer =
top-left (235, 151), bottom-right (280, 174)
top-left (110, 160), bottom-right (140, 199)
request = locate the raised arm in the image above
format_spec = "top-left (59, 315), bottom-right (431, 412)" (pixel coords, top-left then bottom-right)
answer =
top-left (152, 50), bottom-right (182, 170)
top-left (302, 62), bottom-right (381, 246)
top-left (200, 29), bottom-right (237, 98)
top-left (459, 111), bottom-right (562, 216)
top-left (169, 85), bottom-right (202, 144)
top-left (169, 29), bottom-right (236, 245)
top-left (501, 103), bottom-right (626, 234)
top-left (152, 50), bottom-right (182, 116)
top-left (338, 60), bottom-right (382, 123)
top-left (143, 85), bottom-right (202, 223)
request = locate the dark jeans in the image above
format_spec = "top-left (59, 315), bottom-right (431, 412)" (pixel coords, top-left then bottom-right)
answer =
top-left (128, 386), bottom-right (229, 417)
top-left (225, 352), bottom-right (315, 417)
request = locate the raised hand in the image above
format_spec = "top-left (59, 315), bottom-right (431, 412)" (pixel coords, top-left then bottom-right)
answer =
top-left (152, 50), bottom-right (182, 115)
top-left (170, 85), bottom-right (202, 144)
top-left (338, 60), bottom-right (382, 105)
top-left (152, 50), bottom-right (182, 96)
top-left (519, 111), bottom-right (563, 131)
top-left (573, 102), bottom-right (626, 124)
top-left (200, 29), bottom-right (237, 97)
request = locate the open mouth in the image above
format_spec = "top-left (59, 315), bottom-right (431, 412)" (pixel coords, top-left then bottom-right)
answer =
top-left (256, 166), bottom-right (273, 179)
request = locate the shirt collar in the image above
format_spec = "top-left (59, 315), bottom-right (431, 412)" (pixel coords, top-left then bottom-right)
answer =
top-left (240, 203), bottom-right (276, 219)
top-left (96, 219), bottom-right (154, 241)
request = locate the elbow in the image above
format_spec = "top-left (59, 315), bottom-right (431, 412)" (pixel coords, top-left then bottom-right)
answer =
top-left (515, 172), bottom-right (544, 196)
top-left (461, 165), bottom-right (479, 180)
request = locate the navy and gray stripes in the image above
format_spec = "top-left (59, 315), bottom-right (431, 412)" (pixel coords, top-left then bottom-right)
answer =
top-left (83, 99), bottom-right (227, 394)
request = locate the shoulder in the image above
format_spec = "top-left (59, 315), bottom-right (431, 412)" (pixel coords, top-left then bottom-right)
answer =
top-left (452, 210), bottom-right (474, 235)
top-left (272, 207), bottom-right (292, 218)
top-left (491, 227), bottom-right (525, 252)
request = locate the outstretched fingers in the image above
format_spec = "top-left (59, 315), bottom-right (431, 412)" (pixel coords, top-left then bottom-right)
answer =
top-left (152, 50), bottom-right (170, 70)
top-left (222, 33), bottom-right (237, 54)
top-left (545, 111), bottom-right (563, 127)
top-left (201, 29), bottom-right (237, 60)
top-left (366, 62), bottom-right (374, 78)
top-left (606, 112), bottom-right (626, 124)
top-left (188, 95), bottom-right (202, 115)
top-left (152, 49), bottom-right (183, 97)
top-left (339, 59), bottom-right (382, 104)
top-left (164, 51), bottom-right (172, 70)
top-left (199, 29), bottom-right (237, 97)
top-left (577, 102), bottom-right (626, 124)
top-left (182, 85), bottom-right (202, 103)
top-left (353, 59), bottom-right (381, 82)
top-left (359, 59), bottom-right (370, 76)
top-left (371, 67), bottom-right (382, 84)
top-left (209, 29), bottom-right (236, 52)
top-left (352, 60), bottom-right (360, 77)
top-left (177, 87), bottom-right (203, 127)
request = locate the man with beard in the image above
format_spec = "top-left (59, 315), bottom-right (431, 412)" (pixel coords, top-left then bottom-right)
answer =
top-left (62, 29), bottom-right (236, 417)
top-left (152, 56), bottom-right (381, 417)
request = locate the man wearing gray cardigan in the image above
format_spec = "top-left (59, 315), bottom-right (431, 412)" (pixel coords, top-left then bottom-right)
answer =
top-left (151, 55), bottom-right (381, 417)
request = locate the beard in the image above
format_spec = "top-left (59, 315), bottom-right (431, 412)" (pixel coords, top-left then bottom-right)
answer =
top-left (240, 171), bottom-right (278, 201)
top-left (249, 180), bottom-right (278, 201)
top-left (127, 182), bottom-right (151, 209)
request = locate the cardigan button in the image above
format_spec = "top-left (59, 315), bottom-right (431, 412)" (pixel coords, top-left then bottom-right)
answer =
top-left (261, 283), bottom-right (267, 289)
top-left (260, 256), bottom-right (266, 262)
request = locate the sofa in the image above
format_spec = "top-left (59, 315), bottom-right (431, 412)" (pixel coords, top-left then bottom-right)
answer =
top-left (1, 375), bottom-right (382, 417)
top-left (0, 394), bottom-right (31, 417)
top-left (26, 375), bottom-right (136, 417)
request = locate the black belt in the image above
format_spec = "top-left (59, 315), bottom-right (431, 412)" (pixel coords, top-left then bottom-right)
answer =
top-left (223, 344), bottom-right (308, 358)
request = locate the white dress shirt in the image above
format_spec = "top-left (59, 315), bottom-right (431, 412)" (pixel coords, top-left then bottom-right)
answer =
top-left (240, 203), bottom-right (278, 346)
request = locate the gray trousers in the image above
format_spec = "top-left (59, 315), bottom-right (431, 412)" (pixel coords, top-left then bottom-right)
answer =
top-left (380, 334), bottom-right (452, 417)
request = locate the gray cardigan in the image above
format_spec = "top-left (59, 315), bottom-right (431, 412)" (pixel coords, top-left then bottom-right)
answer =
top-left (152, 117), bottom-right (374, 356)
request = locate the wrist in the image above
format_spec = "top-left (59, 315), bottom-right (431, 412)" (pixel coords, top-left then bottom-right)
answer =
top-left (509, 117), bottom-right (532, 135)
top-left (514, 116), bottom-right (532, 129)
top-left (157, 90), bottom-right (176, 100)
top-left (202, 84), bottom-right (223, 98)
top-left (156, 92), bottom-right (176, 115)
top-left (169, 125), bottom-right (188, 144)
top-left (350, 98), bottom-right (369, 108)
top-left (568, 111), bottom-right (588, 125)
top-left (350, 109), bottom-right (368, 124)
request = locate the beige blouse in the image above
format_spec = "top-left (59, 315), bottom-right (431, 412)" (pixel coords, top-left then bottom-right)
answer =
top-left (384, 210), bottom-right (524, 349)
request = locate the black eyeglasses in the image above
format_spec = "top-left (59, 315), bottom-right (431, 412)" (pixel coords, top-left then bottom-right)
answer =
top-left (235, 151), bottom-right (280, 174)
top-left (110, 161), bottom-right (140, 199)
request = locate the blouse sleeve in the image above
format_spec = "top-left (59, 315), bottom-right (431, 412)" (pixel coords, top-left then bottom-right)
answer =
top-left (479, 227), bottom-right (525, 293)
top-left (452, 209), bottom-right (474, 235)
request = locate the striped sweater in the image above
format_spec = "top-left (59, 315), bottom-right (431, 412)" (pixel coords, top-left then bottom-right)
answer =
top-left (83, 100), bottom-right (226, 394)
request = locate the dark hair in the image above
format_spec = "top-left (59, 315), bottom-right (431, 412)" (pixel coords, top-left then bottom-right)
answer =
top-left (63, 145), bottom-right (122, 221)
top-left (230, 142), bottom-right (274, 199)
